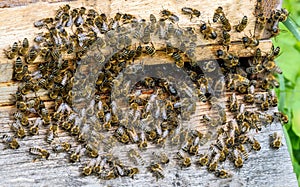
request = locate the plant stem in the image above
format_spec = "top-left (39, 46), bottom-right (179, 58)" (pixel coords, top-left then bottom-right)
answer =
top-left (283, 17), bottom-right (300, 41)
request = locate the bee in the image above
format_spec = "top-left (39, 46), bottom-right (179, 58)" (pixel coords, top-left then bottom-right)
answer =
top-left (215, 169), bottom-right (232, 178)
top-left (175, 150), bottom-right (191, 167)
top-left (262, 59), bottom-right (282, 74)
top-left (147, 163), bottom-right (164, 181)
top-left (11, 120), bottom-right (26, 138)
top-left (220, 30), bottom-right (231, 45)
top-left (235, 16), bottom-right (248, 32)
top-left (115, 126), bottom-right (129, 144)
top-left (25, 46), bottom-right (39, 64)
top-left (242, 36), bottom-right (259, 48)
top-left (160, 9), bottom-right (179, 23)
top-left (220, 15), bottom-right (231, 31)
top-left (29, 117), bottom-right (43, 135)
top-left (256, 13), bottom-right (266, 31)
top-left (85, 144), bottom-right (99, 158)
top-left (266, 73), bottom-right (279, 88)
top-left (46, 127), bottom-right (57, 144)
top-left (145, 42), bottom-right (156, 56)
top-left (153, 151), bottom-right (170, 164)
top-left (16, 100), bottom-right (27, 112)
top-left (82, 159), bottom-right (97, 176)
top-left (52, 142), bottom-right (72, 153)
top-left (233, 149), bottom-right (243, 168)
top-left (128, 149), bottom-right (145, 165)
top-left (246, 64), bottom-right (264, 74)
top-left (237, 144), bottom-right (248, 160)
top-left (216, 50), bottom-right (239, 68)
top-left (270, 132), bottom-right (283, 149)
top-left (208, 153), bottom-right (220, 172)
top-left (172, 50), bottom-right (184, 68)
top-left (181, 7), bottom-right (201, 20)
top-left (126, 167), bottom-right (139, 179)
top-left (19, 38), bottom-right (29, 56)
top-left (40, 108), bottom-right (51, 125)
top-left (213, 7), bottom-right (224, 22)
top-left (70, 145), bottom-right (85, 162)
top-left (244, 85), bottom-right (255, 103)
top-left (197, 153), bottom-right (210, 166)
top-left (267, 45), bottom-right (280, 61)
top-left (274, 112), bottom-right (289, 124)
top-left (248, 137), bottom-right (261, 151)
top-left (4, 42), bottom-right (18, 59)
top-left (228, 93), bottom-right (239, 112)
top-left (138, 131), bottom-right (148, 150)
top-left (29, 147), bottom-right (50, 160)
top-left (200, 22), bottom-right (217, 40)
top-left (1, 134), bottom-right (20, 149)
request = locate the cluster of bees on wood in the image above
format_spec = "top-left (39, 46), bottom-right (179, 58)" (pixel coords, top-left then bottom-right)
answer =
top-left (1, 1), bottom-right (289, 181)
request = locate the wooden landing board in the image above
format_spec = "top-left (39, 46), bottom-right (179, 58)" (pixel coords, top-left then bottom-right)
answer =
top-left (0, 0), bottom-right (298, 187)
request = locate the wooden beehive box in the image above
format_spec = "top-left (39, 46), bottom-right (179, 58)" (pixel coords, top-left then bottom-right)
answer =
top-left (0, 0), bottom-right (298, 186)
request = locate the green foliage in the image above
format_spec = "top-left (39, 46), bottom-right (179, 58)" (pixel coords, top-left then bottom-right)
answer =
top-left (273, 0), bottom-right (300, 185)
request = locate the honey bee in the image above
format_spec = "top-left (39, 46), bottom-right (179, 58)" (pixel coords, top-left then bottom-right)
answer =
top-left (29, 117), bottom-right (43, 135)
top-left (52, 142), bottom-right (72, 153)
top-left (128, 149), bottom-right (145, 165)
top-left (213, 7), bottom-right (224, 22)
top-left (13, 112), bottom-right (29, 130)
top-left (82, 159), bottom-right (97, 176)
top-left (266, 73), bottom-right (279, 88)
top-left (262, 59), bottom-right (282, 74)
top-left (176, 150), bottom-right (192, 167)
top-left (11, 120), bottom-right (26, 138)
top-left (237, 144), bottom-right (248, 160)
top-left (138, 131), bottom-right (148, 150)
top-left (233, 149), bottom-right (243, 168)
top-left (256, 13), bottom-right (266, 31)
top-left (29, 147), bottom-right (50, 160)
top-left (153, 151), bottom-right (170, 164)
top-left (200, 22), bottom-right (217, 40)
top-left (220, 30), bottom-right (231, 46)
top-left (145, 42), bottom-right (156, 56)
top-left (160, 9), bottom-right (179, 23)
top-left (215, 169), bottom-right (232, 178)
top-left (242, 36), bottom-right (259, 48)
top-left (197, 153), bottom-right (210, 166)
top-left (208, 153), bottom-right (220, 172)
top-left (25, 46), bottom-right (39, 64)
top-left (147, 163), bottom-right (164, 180)
top-left (248, 137), bottom-right (261, 151)
top-left (274, 112), bottom-right (289, 124)
top-left (181, 7), bottom-right (201, 20)
top-left (220, 15), bottom-right (231, 31)
top-left (115, 126), bottom-right (129, 144)
top-left (19, 38), bottom-right (29, 56)
top-left (270, 132), bottom-right (283, 149)
top-left (85, 143), bottom-right (99, 158)
top-left (267, 45), bottom-right (280, 61)
top-left (244, 85), bottom-right (255, 103)
top-left (235, 16), bottom-right (248, 32)
top-left (172, 50), bottom-right (184, 68)
top-left (70, 145), bottom-right (85, 162)
top-left (4, 42), bottom-right (18, 59)
top-left (126, 167), bottom-right (139, 179)
top-left (228, 93), bottom-right (239, 112)
top-left (1, 134), bottom-right (20, 149)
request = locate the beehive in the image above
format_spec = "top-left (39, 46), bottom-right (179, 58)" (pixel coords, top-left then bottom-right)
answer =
top-left (0, 0), bottom-right (298, 186)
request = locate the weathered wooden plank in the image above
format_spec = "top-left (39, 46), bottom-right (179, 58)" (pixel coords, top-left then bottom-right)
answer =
top-left (0, 0), bottom-right (297, 187)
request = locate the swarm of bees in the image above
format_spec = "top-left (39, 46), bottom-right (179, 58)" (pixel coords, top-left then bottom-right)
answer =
top-left (1, 2), bottom-right (289, 181)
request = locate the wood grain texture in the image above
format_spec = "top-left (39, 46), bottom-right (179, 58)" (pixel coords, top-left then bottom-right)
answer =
top-left (0, 0), bottom-right (298, 187)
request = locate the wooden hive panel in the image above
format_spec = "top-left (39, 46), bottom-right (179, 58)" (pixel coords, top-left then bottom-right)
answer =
top-left (0, 0), bottom-right (298, 186)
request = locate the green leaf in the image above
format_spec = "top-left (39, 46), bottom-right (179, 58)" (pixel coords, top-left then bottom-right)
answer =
top-left (294, 41), bottom-right (300, 52)
top-left (292, 108), bottom-right (300, 137)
